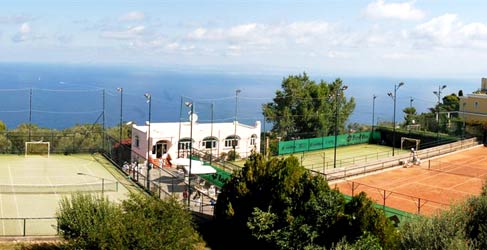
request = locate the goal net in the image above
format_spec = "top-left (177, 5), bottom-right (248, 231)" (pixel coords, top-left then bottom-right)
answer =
top-left (25, 141), bottom-right (50, 157)
top-left (400, 137), bottom-right (420, 151)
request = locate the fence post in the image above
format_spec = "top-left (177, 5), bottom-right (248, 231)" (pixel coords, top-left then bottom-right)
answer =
top-left (383, 190), bottom-right (386, 210)
top-left (23, 218), bottom-right (26, 236)
top-left (428, 160), bottom-right (430, 169)
top-left (417, 198), bottom-right (421, 214)
top-left (352, 182), bottom-right (355, 196)
top-left (322, 153), bottom-right (325, 174)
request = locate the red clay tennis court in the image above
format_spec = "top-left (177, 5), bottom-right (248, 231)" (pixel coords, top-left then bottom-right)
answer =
top-left (333, 146), bottom-right (487, 215)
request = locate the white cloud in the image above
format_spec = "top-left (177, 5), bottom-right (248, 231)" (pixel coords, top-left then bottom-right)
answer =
top-left (461, 22), bottom-right (487, 39)
top-left (228, 23), bottom-right (257, 38)
top-left (0, 14), bottom-right (35, 24)
top-left (11, 22), bottom-right (44, 43)
top-left (414, 14), bottom-right (457, 40)
top-left (100, 25), bottom-right (145, 40)
top-left (188, 28), bottom-right (207, 39)
top-left (365, 0), bottom-right (425, 21)
top-left (327, 50), bottom-right (351, 59)
top-left (407, 14), bottom-right (487, 49)
top-left (20, 23), bottom-right (31, 34)
top-left (120, 11), bottom-right (145, 21)
top-left (186, 21), bottom-right (333, 47)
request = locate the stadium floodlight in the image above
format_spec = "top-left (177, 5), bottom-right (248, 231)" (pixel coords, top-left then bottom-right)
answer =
top-left (333, 85), bottom-right (348, 169)
top-left (144, 93), bottom-right (152, 190)
top-left (388, 82), bottom-right (405, 156)
top-left (433, 84), bottom-right (447, 144)
top-left (185, 101), bottom-right (194, 209)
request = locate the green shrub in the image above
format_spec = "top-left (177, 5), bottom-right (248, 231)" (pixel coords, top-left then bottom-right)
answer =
top-left (57, 194), bottom-right (124, 250)
top-left (57, 193), bottom-right (204, 250)
top-left (465, 195), bottom-right (487, 249)
top-left (397, 205), bottom-right (467, 250)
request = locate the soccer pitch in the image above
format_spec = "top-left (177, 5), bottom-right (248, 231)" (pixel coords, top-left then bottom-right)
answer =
top-left (0, 154), bottom-right (130, 236)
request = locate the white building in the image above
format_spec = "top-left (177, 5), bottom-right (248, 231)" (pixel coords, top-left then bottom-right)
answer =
top-left (131, 120), bottom-right (261, 166)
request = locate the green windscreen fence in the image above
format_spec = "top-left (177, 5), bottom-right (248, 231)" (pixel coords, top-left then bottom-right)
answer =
top-left (278, 131), bottom-right (380, 155)
top-left (342, 194), bottom-right (415, 227)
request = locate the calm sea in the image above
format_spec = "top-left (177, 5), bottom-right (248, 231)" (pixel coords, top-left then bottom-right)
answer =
top-left (0, 63), bottom-right (479, 130)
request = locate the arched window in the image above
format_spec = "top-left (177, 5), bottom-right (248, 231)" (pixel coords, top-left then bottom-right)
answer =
top-left (250, 134), bottom-right (258, 146)
top-left (202, 136), bottom-right (218, 149)
top-left (134, 135), bottom-right (140, 148)
top-left (178, 138), bottom-right (194, 150)
top-left (225, 135), bottom-right (240, 148)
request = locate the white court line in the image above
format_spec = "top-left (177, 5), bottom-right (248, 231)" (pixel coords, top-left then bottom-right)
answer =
top-left (44, 162), bottom-right (60, 198)
top-left (7, 164), bottom-right (22, 233)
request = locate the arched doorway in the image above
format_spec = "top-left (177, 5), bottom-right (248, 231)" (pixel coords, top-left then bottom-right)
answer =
top-left (155, 140), bottom-right (170, 158)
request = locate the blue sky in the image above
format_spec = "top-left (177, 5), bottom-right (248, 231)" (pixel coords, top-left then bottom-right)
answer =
top-left (2, 0), bottom-right (487, 77)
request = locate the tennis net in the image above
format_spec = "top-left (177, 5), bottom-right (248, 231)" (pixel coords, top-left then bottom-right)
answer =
top-left (425, 160), bottom-right (487, 179)
top-left (0, 181), bottom-right (119, 194)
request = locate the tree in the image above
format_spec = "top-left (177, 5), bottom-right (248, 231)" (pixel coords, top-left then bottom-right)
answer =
top-left (262, 73), bottom-right (355, 140)
top-left (57, 193), bottom-right (204, 250)
top-left (343, 192), bottom-right (397, 249)
top-left (214, 153), bottom-right (395, 249)
top-left (403, 107), bottom-right (417, 126)
top-left (442, 93), bottom-right (460, 113)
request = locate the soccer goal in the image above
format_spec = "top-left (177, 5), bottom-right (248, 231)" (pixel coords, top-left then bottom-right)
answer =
top-left (400, 137), bottom-right (420, 151)
top-left (25, 141), bottom-right (50, 157)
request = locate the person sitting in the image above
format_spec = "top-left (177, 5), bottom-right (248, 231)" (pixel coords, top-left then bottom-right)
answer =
top-left (208, 185), bottom-right (216, 197)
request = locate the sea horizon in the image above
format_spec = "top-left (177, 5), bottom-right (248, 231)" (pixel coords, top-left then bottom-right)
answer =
top-left (0, 62), bottom-right (480, 130)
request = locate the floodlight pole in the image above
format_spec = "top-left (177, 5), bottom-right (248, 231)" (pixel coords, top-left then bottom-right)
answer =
top-left (144, 93), bottom-right (152, 190)
top-left (462, 102), bottom-right (466, 140)
top-left (185, 101), bottom-right (194, 208)
top-left (117, 87), bottom-right (123, 165)
top-left (210, 102), bottom-right (214, 166)
top-left (372, 94), bottom-right (377, 133)
top-left (433, 85), bottom-right (447, 144)
top-left (388, 82), bottom-right (404, 157)
top-left (102, 89), bottom-right (106, 152)
top-left (233, 89), bottom-right (241, 161)
top-left (177, 96), bottom-right (183, 158)
top-left (333, 85), bottom-right (348, 169)
top-left (29, 88), bottom-right (32, 142)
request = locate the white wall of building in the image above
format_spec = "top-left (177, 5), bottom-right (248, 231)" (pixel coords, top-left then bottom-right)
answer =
top-left (131, 121), bottom-right (261, 164)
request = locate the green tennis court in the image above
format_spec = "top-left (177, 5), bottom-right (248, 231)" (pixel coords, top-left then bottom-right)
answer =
top-left (0, 154), bottom-right (130, 236)
top-left (283, 144), bottom-right (409, 172)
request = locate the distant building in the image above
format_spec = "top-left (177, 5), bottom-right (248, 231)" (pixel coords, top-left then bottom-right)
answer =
top-left (131, 120), bottom-right (261, 166)
top-left (459, 78), bottom-right (487, 123)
